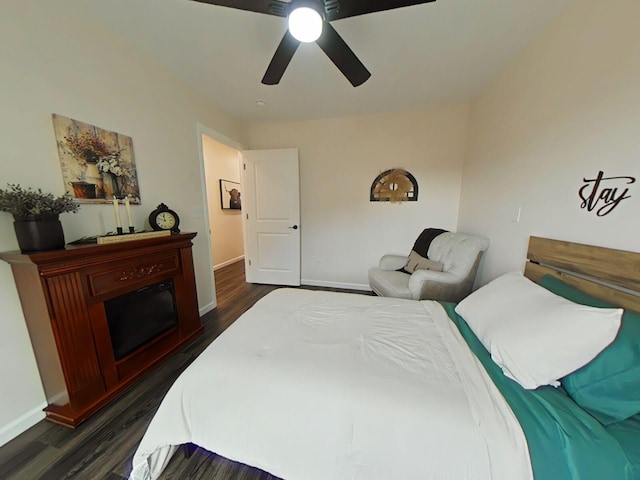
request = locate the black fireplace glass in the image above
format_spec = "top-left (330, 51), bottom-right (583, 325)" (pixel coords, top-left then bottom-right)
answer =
top-left (105, 279), bottom-right (179, 361)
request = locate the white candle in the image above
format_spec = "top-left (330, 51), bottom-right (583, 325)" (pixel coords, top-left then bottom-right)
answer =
top-left (124, 196), bottom-right (133, 228)
top-left (113, 196), bottom-right (122, 229)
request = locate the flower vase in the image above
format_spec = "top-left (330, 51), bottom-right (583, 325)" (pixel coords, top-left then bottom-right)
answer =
top-left (102, 172), bottom-right (121, 199)
top-left (84, 163), bottom-right (104, 198)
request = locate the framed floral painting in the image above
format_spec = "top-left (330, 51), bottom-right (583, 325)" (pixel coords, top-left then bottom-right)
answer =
top-left (52, 114), bottom-right (141, 204)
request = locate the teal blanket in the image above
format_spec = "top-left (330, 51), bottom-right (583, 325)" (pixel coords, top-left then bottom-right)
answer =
top-left (442, 303), bottom-right (638, 480)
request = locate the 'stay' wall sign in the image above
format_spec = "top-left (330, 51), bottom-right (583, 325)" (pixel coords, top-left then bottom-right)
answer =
top-left (579, 171), bottom-right (635, 216)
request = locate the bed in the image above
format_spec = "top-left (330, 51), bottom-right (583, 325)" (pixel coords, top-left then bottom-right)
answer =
top-left (129, 237), bottom-right (640, 480)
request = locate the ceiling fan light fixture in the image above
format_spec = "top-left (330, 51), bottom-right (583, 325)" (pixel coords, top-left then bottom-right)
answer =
top-left (288, 6), bottom-right (323, 43)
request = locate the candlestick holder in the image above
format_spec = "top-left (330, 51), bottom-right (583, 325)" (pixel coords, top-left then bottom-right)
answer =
top-left (116, 227), bottom-right (124, 235)
top-left (129, 226), bottom-right (135, 234)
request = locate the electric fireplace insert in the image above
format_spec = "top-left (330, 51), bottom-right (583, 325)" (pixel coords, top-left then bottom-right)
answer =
top-left (104, 279), bottom-right (179, 361)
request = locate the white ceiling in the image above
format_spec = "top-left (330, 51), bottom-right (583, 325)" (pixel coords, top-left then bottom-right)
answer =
top-left (74, 0), bottom-right (570, 124)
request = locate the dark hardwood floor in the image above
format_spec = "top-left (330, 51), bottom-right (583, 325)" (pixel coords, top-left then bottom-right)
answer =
top-left (0, 260), bottom-right (369, 480)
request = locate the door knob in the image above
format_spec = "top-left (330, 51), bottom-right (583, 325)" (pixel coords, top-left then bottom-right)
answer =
top-left (289, 225), bottom-right (298, 230)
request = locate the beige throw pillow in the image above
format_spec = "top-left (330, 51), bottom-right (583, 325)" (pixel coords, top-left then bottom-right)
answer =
top-left (403, 250), bottom-right (444, 273)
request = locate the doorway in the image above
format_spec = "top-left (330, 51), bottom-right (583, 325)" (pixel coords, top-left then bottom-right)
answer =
top-left (197, 125), bottom-right (301, 309)
top-left (198, 125), bottom-right (246, 313)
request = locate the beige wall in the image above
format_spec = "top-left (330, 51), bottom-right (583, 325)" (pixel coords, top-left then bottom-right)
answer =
top-left (0, 2), bottom-right (246, 444)
top-left (458, 0), bottom-right (640, 285)
top-left (202, 135), bottom-right (244, 269)
top-left (248, 104), bottom-right (470, 289)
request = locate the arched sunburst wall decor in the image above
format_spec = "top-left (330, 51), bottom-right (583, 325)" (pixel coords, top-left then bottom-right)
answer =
top-left (370, 168), bottom-right (418, 203)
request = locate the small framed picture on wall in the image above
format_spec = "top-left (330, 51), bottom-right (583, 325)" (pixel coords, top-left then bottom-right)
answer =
top-left (219, 179), bottom-right (241, 210)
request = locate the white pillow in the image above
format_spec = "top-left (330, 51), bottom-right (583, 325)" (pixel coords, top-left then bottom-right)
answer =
top-left (455, 271), bottom-right (622, 389)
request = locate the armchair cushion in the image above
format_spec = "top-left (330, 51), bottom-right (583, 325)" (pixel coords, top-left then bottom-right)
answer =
top-left (368, 268), bottom-right (414, 300)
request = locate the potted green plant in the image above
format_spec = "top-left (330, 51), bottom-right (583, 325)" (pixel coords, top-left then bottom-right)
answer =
top-left (0, 184), bottom-right (79, 252)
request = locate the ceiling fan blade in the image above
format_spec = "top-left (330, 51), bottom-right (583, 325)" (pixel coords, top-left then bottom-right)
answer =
top-left (316, 22), bottom-right (371, 87)
top-left (325, 0), bottom-right (436, 21)
top-left (190, 0), bottom-right (288, 17)
top-left (262, 31), bottom-right (300, 85)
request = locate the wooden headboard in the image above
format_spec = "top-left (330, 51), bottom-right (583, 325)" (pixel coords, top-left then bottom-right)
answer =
top-left (524, 236), bottom-right (640, 312)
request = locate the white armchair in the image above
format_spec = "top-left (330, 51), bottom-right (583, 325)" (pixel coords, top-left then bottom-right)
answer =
top-left (368, 231), bottom-right (490, 302)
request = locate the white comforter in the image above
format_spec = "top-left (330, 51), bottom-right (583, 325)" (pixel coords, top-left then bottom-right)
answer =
top-left (130, 289), bottom-right (532, 480)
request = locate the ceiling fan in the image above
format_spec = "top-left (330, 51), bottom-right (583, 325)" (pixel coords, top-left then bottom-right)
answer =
top-left (191, 0), bottom-right (437, 87)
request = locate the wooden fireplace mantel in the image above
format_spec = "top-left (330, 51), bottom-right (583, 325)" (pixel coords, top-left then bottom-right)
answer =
top-left (0, 232), bottom-right (203, 427)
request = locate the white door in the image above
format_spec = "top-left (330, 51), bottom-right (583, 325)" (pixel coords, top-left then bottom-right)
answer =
top-left (242, 148), bottom-right (300, 286)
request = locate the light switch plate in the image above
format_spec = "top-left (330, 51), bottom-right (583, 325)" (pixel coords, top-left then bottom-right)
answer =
top-left (511, 206), bottom-right (521, 223)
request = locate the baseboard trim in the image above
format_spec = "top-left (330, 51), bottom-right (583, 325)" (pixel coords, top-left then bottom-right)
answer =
top-left (199, 301), bottom-right (216, 316)
top-left (301, 279), bottom-right (371, 291)
top-left (213, 255), bottom-right (244, 271)
top-left (0, 403), bottom-right (46, 448)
